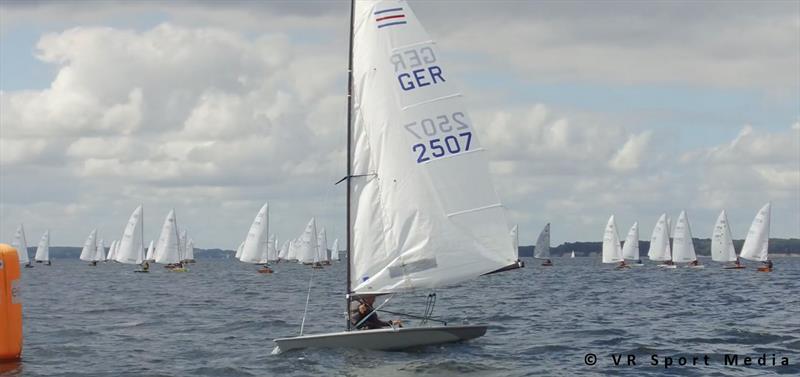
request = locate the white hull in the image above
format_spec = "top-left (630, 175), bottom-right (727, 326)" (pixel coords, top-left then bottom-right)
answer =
top-left (273, 325), bottom-right (487, 353)
top-left (657, 264), bottom-right (677, 269)
top-left (686, 265), bottom-right (705, 269)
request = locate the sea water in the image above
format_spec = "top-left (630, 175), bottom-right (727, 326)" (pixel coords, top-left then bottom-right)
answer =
top-left (4, 257), bottom-right (799, 376)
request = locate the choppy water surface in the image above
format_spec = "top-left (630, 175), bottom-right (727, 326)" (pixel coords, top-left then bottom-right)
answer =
top-left (3, 256), bottom-right (799, 376)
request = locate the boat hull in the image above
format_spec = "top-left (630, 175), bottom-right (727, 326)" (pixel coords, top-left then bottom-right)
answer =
top-left (723, 265), bottom-right (746, 269)
top-left (273, 325), bottom-right (487, 353)
top-left (657, 264), bottom-right (677, 269)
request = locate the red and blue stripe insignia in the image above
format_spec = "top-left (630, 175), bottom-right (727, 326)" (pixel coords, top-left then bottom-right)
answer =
top-left (374, 7), bottom-right (406, 29)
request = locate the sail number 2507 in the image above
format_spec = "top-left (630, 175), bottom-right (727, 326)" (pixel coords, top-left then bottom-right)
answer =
top-left (405, 112), bottom-right (473, 164)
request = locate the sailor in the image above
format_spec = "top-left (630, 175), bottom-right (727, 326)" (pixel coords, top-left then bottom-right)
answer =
top-left (352, 296), bottom-right (402, 330)
top-left (141, 260), bottom-right (149, 272)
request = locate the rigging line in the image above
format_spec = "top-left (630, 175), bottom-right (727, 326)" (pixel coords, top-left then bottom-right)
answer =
top-left (299, 266), bottom-right (316, 336)
top-left (377, 309), bottom-right (447, 326)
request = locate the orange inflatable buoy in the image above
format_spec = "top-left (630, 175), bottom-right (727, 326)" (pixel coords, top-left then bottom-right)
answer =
top-left (0, 244), bottom-right (23, 361)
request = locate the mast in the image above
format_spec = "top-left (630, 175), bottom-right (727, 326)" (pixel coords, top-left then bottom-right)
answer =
top-left (345, 0), bottom-right (355, 331)
top-left (141, 204), bottom-right (145, 263)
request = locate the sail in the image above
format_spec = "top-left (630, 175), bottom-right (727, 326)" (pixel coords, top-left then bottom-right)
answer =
top-left (235, 241), bottom-right (244, 260)
top-left (278, 240), bottom-right (289, 260)
top-left (665, 216), bottom-right (672, 259)
top-left (184, 238), bottom-right (195, 261)
top-left (95, 238), bottom-right (105, 261)
top-left (178, 229), bottom-right (188, 261)
top-left (621, 222), bottom-right (639, 261)
top-left (267, 234), bottom-right (278, 262)
top-left (349, 0), bottom-right (518, 294)
top-left (12, 224), bottom-right (29, 264)
top-left (510, 225), bottom-right (519, 259)
top-left (240, 203), bottom-right (269, 264)
top-left (145, 240), bottom-right (155, 261)
top-left (297, 218), bottom-right (317, 264)
top-left (711, 210), bottom-right (737, 262)
top-left (317, 227), bottom-right (328, 262)
top-left (330, 238), bottom-right (340, 261)
top-left (647, 214), bottom-right (670, 261)
top-left (602, 215), bottom-right (623, 263)
top-left (107, 240), bottom-right (118, 261)
top-left (740, 202), bottom-right (771, 262)
top-left (80, 229), bottom-right (98, 261)
top-left (34, 230), bottom-right (50, 262)
top-left (154, 210), bottom-right (181, 264)
top-left (671, 211), bottom-right (696, 263)
top-left (534, 223), bottom-right (550, 259)
top-left (115, 205), bottom-right (145, 265)
top-left (571, 251), bottom-right (575, 258)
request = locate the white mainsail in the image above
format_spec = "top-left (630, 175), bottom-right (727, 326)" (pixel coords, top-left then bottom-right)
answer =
top-left (647, 214), bottom-right (670, 261)
top-left (267, 234), bottom-right (278, 262)
top-left (621, 222), bottom-right (639, 261)
top-left (510, 225), bottom-right (519, 259)
top-left (178, 229), bottom-right (188, 262)
top-left (297, 218), bottom-right (317, 264)
top-left (184, 238), bottom-right (195, 261)
top-left (278, 240), bottom-right (290, 260)
top-left (154, 210), bottom-right (181, 264)
top-left (240, 203), bottom-right (269, 264)
top-left (740, 202), bottom-right (771, 262)
top-left (95, 238), bottom-right (105, 261)
top-left (711, 210), bottom-right (737, 263)
top-left (317, 227), bottom-right (329, 262)
top-left (115, 205), bottom-right (145, 265)
top-left (330, 238), bottom-right (340, 261)
top-left (287, 239), bottom-right (298, 261)
top-left (145, 240), bottom-right (156, 261)
top-left (80, 229), bottom-right (98, 261)
top-left (107, 240), bottom-right (119, 261)
top-left (534, 223), bottom-right (550, 259)
top-left (602, 215), bottom-right (623, 263)
top-left (350, 0), bottom-right (517, 294)
top-left (671, 210), bottom-right (697, 263)
top-left (34, 230), bottom-right (50, 262)
top-left (12, 224), bottom-right (29, 264)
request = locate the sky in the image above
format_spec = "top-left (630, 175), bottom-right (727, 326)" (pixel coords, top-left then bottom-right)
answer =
top-left (1, 0), bottom-right (798, 249)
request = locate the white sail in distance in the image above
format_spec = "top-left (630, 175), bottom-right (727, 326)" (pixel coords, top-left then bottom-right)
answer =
top-left (739, 203), bottom-right (771, 262)
top-left (145, 240), bottom-right (156, 261)
top-left (350, 0), bottom-right (518, 294)
top-left (602, 216), bottom-right (623, 263)
top-left (278, 240), bottom-right (290, 260)
top-left (534, 223), bottom-right (550, 259)
top-left (671, 210), bottom-right (697, 263)
top-left (711, 210), bottom-right (737, 262)
top-left (95, 238), bottom-right (105, 261)
top-left (34, 230), bottom-right (50, 262)
top-left (154, 210), bottom-right (181, 264)
top-left (107, 240), bottom-right (118, 261)
top-left (184, 238), bottom-right (194, 261)
top-left (115, 205), bottom-right (145, 265)
top-left (240, 203), bottom-right (269, 264)
top-left (647, 214), bottom-right (670, 261)
top-left (80, 229), bottom-right (98, 261)
top-left (330, 239), bottom-right (340, 261)
top-left (621, 222), bottom-right (639, 261)
top-left (317, 227), bottom-right (329, 262)
top-left (297, 218), bottom-right (317, 264)
top-left (12, 224), bottom-right (29, 264)
top-left (267, 234), bottom-right (278, 262)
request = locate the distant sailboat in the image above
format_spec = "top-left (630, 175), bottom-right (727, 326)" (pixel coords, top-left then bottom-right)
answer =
top-left (80, 229), bottom-right (98, 265)
top-left (184, 238), bottom-right (195, 263)
top-left (534, 223), bottom-right (553, 266)
top-left (11, 224), bottom-right (31, 268)
top-left (510, 225), bottom-right (519, 260)
top-left (602, 216), bottom-right (627, 269)
top-left (711, 210), bottom-right (744, 269)
top-left (296, 218), bottom-right (317, 265)
top-left (34, 230), bottom-right (51, 265)
top-left (330, 238), bottom-right (340, 262)
top-left (267, 234), bottom-right (279, 263)
top-left (154, 209), bottom-right (185, 271)
top-left (94, 238), bottom-right (106, 263)
top-left (739, 203), bottom-right (772, 272)
top-left (570, 250), bottom-right (575, 258)
top-left (648, 214), bottom-right (675, 268)
top-left (240, 203), bottom-right (269, 268)
top-left (672, 210), bottom-right (703, 268)
top-left (145, 240), bottom-right (156, 262)
top-left (277, 240), bottom-right (290, 261)
top-left (114, 205), bottom-right (148, 272)
top-left (106, 240), bottom-right (119, 261)
top-left (621, 222), bottom-right (642, 266)
top-left (317, 227), bottom-right (330, 266)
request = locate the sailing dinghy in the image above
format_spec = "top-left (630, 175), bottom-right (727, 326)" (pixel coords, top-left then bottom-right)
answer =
top-left (154, 209), bottom-right (186, 272)
top-left (672, 210), bottom-right (703, 268)
top-left (12, 224), bottom-right (31, 268)
top-left (80, 229), bottom-right (98, 265)
top-left (602, 216), bottom-right (628, 269)
top-left (274, 0), bottom-right (522, 352)
top-left (114, 205), bottom-right (148, 272)
top-left (621, 222), bottom-right (643, 266)
top-left (648, 214), bottom-right (675, 268)
top-left (34, 230), bottom-right (51, 265)
top-left (711, 210), bottom-right (744, 269)
top-left (534, 223), bottom-right (553, 266)
top-left (739, 203), bottom-right (772, 272)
